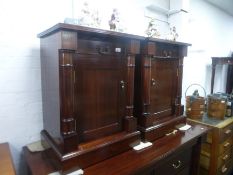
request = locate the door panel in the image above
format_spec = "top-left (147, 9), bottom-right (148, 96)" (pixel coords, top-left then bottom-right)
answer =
top-left (150, 58), bottom-right (178, 118)
top-left (75, 54), bottom-right (126, 142)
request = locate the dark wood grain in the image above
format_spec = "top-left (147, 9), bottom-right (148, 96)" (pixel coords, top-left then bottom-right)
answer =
top-left (134, 40), bottom-right (188, 142)
top-left (39, 23), bottom-right (142, 172)
top-left (24, 123), bottom-right (209, 175)
top-left (38, 23), bottom-right (192, 173)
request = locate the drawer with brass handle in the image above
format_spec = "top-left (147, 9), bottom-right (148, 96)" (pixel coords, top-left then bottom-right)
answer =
top-left (217, 161), bottom-right (232, 175)
top-left (201, 137), bottom-right (232, 156)
top-left (219, 138), bottom-right (232, 155)
top-left (199, 148), bottom-right (231, 171)
top-left (218, 149), bottom-right (231, 168)
top-left (219, 124), bottom-right (233, 143)
top-left (155, 148), bottom-right (191, 175)
top-left (200, 150), bottom-right (232, 175)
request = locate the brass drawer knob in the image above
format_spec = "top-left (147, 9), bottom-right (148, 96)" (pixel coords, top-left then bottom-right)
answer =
top-left (172, 160), bottom-right (181, 169)
top-left (224, 142), bottom-right (230, 148)
top-left (222, 165), bottom-right (228, 173)
top-left (225, 129), bottom-right (232, 135)
top-left (222, 154), bottom-right (229, 161)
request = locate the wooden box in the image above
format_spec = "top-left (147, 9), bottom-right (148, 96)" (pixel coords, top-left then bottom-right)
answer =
top-left (186, 96), bottom-right (205, 119)
top-left (207, 95), bottom-right (227, 120)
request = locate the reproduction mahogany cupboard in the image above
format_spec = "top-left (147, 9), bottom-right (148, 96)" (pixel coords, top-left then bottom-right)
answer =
top-left (134, 39), bottom-right (189, 141)
top-left (38, 23), bottom-right (142, 172)
top-left (38, 23), bottom-right (191, 173)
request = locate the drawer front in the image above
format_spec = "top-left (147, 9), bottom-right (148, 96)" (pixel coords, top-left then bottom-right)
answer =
top-left (217, 160), bottom-right (232, 175)
top-left (201, 137), bottom-right (232, 156)
top-left (155, 148), bottom-right (191, 175)
top-left (200, 154), bottom-right (210, 170)
top-left (200, 149), bottom-right (232, 170)
top-left (154, 43), bottom-right (180, 58)
top-left (219, 124), bottom-right (233, 143)
top-left (77, 38), bottom-right (127, 55)
top-left (218, 148), bottom-right (232, 168)
top-left (219, 137), bottom-right (233, 155)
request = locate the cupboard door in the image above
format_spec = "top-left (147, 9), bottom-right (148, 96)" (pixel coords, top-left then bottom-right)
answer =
top-left (74, 54), bottom-right (126, 142)
top-left (150, 58), bottom-right (178, 119)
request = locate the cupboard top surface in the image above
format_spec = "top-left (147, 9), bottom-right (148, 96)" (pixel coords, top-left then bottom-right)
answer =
top-left (188, 114), bottom-right (233, 128)
top-left (37, 23), bottom-right (191, 46)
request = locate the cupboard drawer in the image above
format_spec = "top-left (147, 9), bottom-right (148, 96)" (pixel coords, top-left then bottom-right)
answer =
top-left (219, 124), bottom-right (233, 143)
top-left (219, 138), bottom-right (233, 155)
top-left (206, 124), bottom-right (233, 144)
top-left (154, 43), bottom-right (180, 58)
top-left (155, 148), bottom-right (191, 175)
top-left (217, 160), bottom-right (233, 175)
top-left (201, 137), bottom-right (232, 155)
top-left (200, 154), bottom-right (210, 170)
top-left (77, 38), bottom-right (127, 55)
top-left (200, 149), bottom-right (232, 169)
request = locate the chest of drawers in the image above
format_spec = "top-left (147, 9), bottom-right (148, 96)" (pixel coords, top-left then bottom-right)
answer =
top-left (188, 116), bottom-right (233, 175)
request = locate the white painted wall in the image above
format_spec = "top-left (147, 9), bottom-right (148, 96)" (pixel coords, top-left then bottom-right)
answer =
top-left (0, 0), bottom-right (169, 174)
top-left (0, 0), bottom-right (67, 174)
top-left (0, 0), bottom-right (232, 174)
top-left (182, 0), bottom-right (233, 103)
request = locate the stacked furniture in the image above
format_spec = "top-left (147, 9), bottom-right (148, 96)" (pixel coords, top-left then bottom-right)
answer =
top-left (188, 56), bottom-right (233, 175)
top-left (189, 116), bottom-right (233, 175)
top-left (35, 23), bottom-right (208, 174)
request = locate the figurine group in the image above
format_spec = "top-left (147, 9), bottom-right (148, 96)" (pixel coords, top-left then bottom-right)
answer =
top-left (145, 18), bottom-right (178, 41)
top-left (78, 1), bottom-right (101, 27)
top-left (76, 2), bottom-right (179, 41)
top-left (109, 8), bottom-right (119, 31)
top-left (167, 26), bottom-right (179, 41)
top-left (145, 19), bottom-right (160, 38)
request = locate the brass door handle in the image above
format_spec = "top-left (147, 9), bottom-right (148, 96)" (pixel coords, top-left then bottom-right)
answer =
top-left (120, 80), bottom-right (125, 89)
top-left (172, 160), bottom-right (181, 169)
top-left (151, 78), bottom-right (156, 86)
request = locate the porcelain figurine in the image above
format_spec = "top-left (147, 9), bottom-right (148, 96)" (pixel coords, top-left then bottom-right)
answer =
top-left (145, 19), bottom-right (160, 38)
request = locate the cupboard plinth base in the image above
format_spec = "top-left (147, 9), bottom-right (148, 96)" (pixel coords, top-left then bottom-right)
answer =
top-left (139, 116), bottom-right (186, 142)
top-left (41, 130), bottom-right (140, 173)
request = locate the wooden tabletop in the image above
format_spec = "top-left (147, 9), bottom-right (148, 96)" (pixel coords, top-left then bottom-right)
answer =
top-left (0, 143), bottom-right (16, 175)
top-left (24, 122), bottom-right (209, 175)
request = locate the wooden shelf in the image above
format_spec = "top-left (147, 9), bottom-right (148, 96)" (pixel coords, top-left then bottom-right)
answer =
top-left (146, 4), bottom-right (187, 17)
